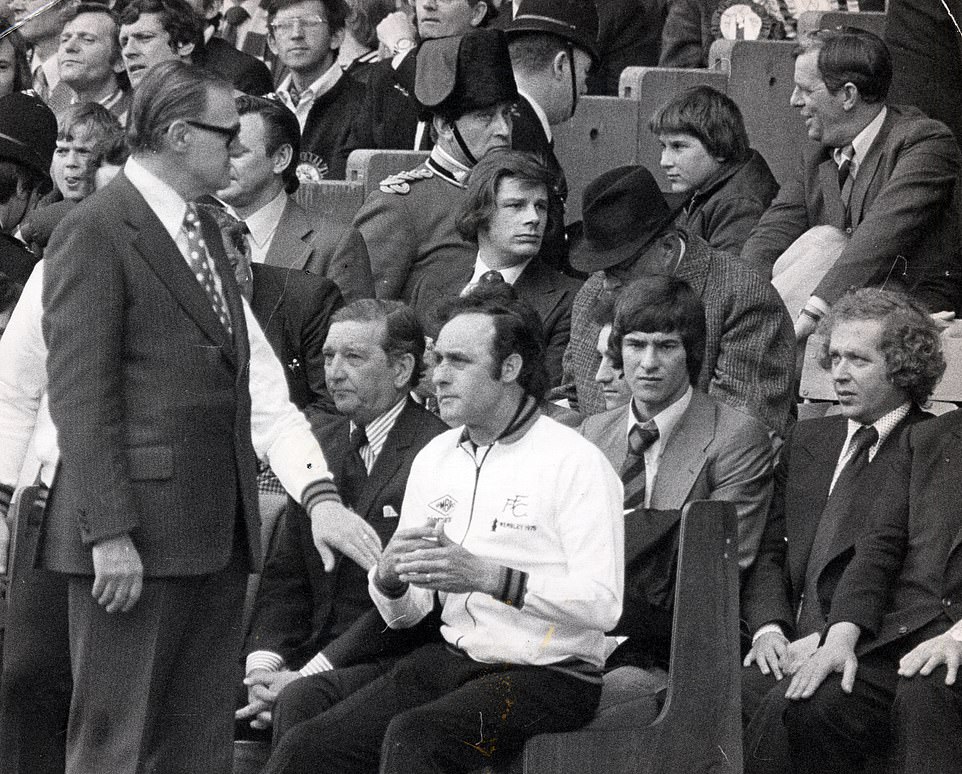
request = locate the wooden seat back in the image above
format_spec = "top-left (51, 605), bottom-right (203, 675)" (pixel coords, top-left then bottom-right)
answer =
top-left (522, 500), bottom-right (742, 774)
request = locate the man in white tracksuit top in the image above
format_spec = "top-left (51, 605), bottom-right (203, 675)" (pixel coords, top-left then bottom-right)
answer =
top-left (263, 282), bottom-right (624, 774)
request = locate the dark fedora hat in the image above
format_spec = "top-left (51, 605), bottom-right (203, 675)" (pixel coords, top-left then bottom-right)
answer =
top-left (0, 92), bottom-right (57, 181)
top-left (505, 0), bottom-right (600, 62)
top-left (415, 28), bottom-right (518, 121)
top-left (569, 166), bottom-right (677, 274)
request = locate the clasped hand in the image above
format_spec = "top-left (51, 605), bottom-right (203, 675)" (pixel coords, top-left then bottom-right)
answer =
top-left (235, 669), bottom-right (303, 730)
top-left (376, 523), bottom-right (500, 596)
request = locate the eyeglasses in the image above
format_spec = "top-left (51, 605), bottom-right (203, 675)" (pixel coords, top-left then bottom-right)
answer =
top-left (269, 15), bottom-right (328, 34)
top-left (185, 119), bottom-right (241, 145)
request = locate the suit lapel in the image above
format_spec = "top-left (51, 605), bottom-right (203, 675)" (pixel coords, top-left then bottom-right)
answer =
top-left (354, 401), bottom-right (419, 518)
top-left (649, 391), bottom-right (714, 509)
top-left (266, 200), bottom-right (313, 271)
top-left (119, 176), bottom-right (235, 354)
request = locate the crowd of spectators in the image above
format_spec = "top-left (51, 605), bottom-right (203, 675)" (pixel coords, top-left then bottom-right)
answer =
top-left (1, 0), bottom-right (961, 772)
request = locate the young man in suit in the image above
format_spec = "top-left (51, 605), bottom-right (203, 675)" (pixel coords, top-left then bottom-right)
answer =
top-left (740, 288), bottom-right (944, 774)
top-left (562, 164), bottom-right (795, 436)
top-left (236, 299), bottom-right (448, 738)
top-left (217, 94), bottom-right (374, 300)
top-left (505, 0), bottom-right (598, 272)
top-left (416, 149), bottom-right (580, 387)
top-left (740, 27), bottom-right (962, 343)
top-left (40, 60), bottom-right (378, 774)
top-left (580, 275), bottom-right (774, 671)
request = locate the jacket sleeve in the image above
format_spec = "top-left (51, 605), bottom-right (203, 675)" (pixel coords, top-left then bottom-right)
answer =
top-left (739, 159), bottom-right (812, 275)
top-left (349, 190), bottom-right (417, 301)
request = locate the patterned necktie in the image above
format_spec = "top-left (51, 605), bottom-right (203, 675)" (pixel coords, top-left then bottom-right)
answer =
top-left (832, 424), bottom-right (878, 496)
top-left (222, 4), bottom-right (250, 46)
top-left (837, 144), bottom-right (855, 229)
top-left (227, 220), bottom-right (253, 301)
top-left (182, 204), bottom-right (233, 336)
top-left (621, 421), bottom-right (660, 511)
top-left (32, 65), bottom-right (49, 103)
top-left (286, 80), bottom-right (302, 108)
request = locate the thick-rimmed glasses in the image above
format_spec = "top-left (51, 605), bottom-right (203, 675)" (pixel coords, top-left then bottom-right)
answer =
top-left (269, 15), bottom-right (328, 34)
top-left (185, 120), bottom-right (241, 146)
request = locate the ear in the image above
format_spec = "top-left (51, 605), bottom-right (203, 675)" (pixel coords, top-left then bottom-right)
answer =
top-left (500, 352), bottom-right (523, 384)
top-left (392, 352), bottom-right (416, 391)
top-left (176, 40), bottom-right (195, 59)
top-left (551, 49), bottom-right (568, 79)
top-left (433, 114), bottom-right (453, 140)
top-left (840, 81), bottom-right (859, 111)
top-left (111, 57), bottom-right (126, 75)
top-left (271, 142), bottom-right (294, 175)
top-left (330, 25), bottom-right (345, 51)
top-left (267, 33), bottom-right (279, 56)
top-left (166, 119), bottom-right (190, 151)
top-left (470, 1), bottom-right (489, 27)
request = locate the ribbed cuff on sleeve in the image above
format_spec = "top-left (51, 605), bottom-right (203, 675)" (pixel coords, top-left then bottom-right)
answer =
top-left (495, 566), bottom-right (528, 609)
top-left (245, 650), bottom-right (285, 676)
top-left (301, 479), bottom-right (342, 513)
top-left (298, 651), bottom-right (335, 677)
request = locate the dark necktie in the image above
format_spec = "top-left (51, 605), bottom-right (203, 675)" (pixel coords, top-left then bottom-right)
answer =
top-left (837, 144), bottom-right (855, 229)
top-left (480, 269), bottom-right (505, 284)
top-left (351, 424), bottom-right (369, 471)
top-left (621, 422), bottom-right (660, 511)
top-left (287, 81), bottom-right (302, 108)
top-left (226, 220), bottom-right (253, 301)
top-left (182, 204), bottom-right (233, 335)
top-left (222, 4), bottom-right (249, 47)
top-left (797, 424), bottom-right (879, 635)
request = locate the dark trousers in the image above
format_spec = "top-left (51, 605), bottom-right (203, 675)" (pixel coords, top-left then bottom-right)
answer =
top-left (65, 564), bottom-right (247, 774)
top-left (0, 494), bottom-right (71, 774)
top-left (742, 666), bottom-right (791, 774)
top-left (263, 641), bottom-right (603, 774)
top-left (891, 665), bottom-right (962, 774)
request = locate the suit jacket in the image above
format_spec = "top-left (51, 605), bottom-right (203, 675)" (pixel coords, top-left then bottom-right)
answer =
top-left (741, 105), bottom-right (962, 312)
top-left (40, 172), bottom-right (260, 577)
top-left (249, 263), bottom-right (343, 420)
top-left (193, 36), bottom-right (274, 96)
top-left (828, 409), bottom-right (962, 656)
top-left (410, 257), bottom-right (580, 388)
top-left (741, 407), bottom-right (929, 638)
top-left (564, 231), bottom-right (796, 436)
top-left (581, 389), bottom-right (774, 666)
top-left (265, 196), bottom-right (374, 302)
top-left (245, 398), bottom-right (447, 669)
top-left (0, 233), bottom-right (37, 286)
top-left (589, 0), bottom-right (667, 95)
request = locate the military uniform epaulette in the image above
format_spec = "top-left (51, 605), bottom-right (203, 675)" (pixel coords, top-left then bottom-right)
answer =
top-left (379, 165), bottom-right (434, 194)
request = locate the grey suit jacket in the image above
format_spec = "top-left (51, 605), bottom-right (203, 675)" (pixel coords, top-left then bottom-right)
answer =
top-left (265, 197), bottom-right (374, 303)
top-left (580, 389), bottom-right (775, 570)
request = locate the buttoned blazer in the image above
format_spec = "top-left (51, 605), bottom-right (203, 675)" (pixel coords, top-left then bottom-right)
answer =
top-left (828, 409), bottom-right (962, 655)
top-left (265, 196), bottom-right (374, 302)
top-left (741, 407), bottom-right (929, 637)
top-left (580, 389), bottom-right (774, 571)
top-left (40, 172), bottom-right (261, 577)
top-left (249, 263), bottom-right (343, 420)
top-left (741, 106), bottom-right (962, 312)
top-left (245, 398), bottom-right (447, 668)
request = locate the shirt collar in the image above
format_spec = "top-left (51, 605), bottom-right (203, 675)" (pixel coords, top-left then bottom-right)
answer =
top-left (276, 63), bottom-right (343, 106)
top-left (470, 251), bottom-right (532, 286)
top-left (843, 400), bottom-right (910, 454)
top-left (626, 385), bottom-right (693, 450)
top-left (124, 156), bottom-right (187, 242)
top-left (244, 189), bottom-right (288, 247)
top-left (833, 105), bottom-right (887, 173)
top-left (349, 396), bottom-right (407, 448)
top-left (517, 89), bottom-right (552, 143)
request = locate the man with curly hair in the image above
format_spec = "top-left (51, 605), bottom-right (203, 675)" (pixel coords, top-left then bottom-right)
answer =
top-left (741, 288), bottom-right (945, 774)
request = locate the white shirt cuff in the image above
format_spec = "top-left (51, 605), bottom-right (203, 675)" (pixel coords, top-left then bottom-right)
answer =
top-left (752, 623), bottom-right (787, 643)
top-left (298, 651), bottom-right (335, 677)
top-left (245, 650), bottom-right (285, 676)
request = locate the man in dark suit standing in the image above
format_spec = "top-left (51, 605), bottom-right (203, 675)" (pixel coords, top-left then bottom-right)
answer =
top-left (740, 27), bottom-right (962, 344)
top-left (237, 299), bottom-right (447, 736)
top-left (505, 0), bottom-right (598, 272)
top-left (41, 60), bottom-right (380, 774)
top-left (217, 95), bottom-right (373, 300)
top-left (740, 288), bottom-right (943, 774)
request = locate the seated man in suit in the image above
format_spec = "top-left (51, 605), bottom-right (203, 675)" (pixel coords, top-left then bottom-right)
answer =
top-left (505, 0), bottom-right (599, 272)
top-left (740, 27), bottom-right (962, 343)
top-left (780, 405), bottom-right (962, 773)
top-left (740, 288), bottom-right (943, 774)
top-left (216, 94), bottom-right (373, 301)
top-left (419, 149), bottom-right (580, 387)
top-left (267, 0), bottom-right (362, 180)
top-left (580, 275), bottom-right (775, 673)
top-left (333, 27), bottom-right (518, 317)
top-left (236, 299), bottom-right (448, 736)
top-left (563, 164), bottom-right (795, 437)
